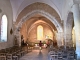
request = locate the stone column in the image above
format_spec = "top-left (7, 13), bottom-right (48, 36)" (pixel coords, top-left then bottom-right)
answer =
top-left (73, 4), bottom-right (80, 58)
top-left (18, 31), bottom-right (21, 46)
top-left (64, 21), bottom-right (73, 47)
top-left (57, 32), bottom-right (63, 47)
top-left (14, 28), bottom-right (21, 47)
top-left (64, 13), bottom-right (73, 48)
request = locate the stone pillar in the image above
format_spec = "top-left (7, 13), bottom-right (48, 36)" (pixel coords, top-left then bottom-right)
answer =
top-left (64, 12), bottom-right (73, 48)
top-left (18, 32), bottom-right (21, 46)
top-left (57, 32), bottom-right (63, 47)
top-left (14, 28), bottom-right (21, 47)
top-left (64, 23), bottom-right (73, 47)
top-left (73, 4), bottom-right (80, 58)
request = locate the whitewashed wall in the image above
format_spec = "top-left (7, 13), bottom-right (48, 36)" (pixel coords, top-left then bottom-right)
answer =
top-left (0, 0), bottom-right (13, 50)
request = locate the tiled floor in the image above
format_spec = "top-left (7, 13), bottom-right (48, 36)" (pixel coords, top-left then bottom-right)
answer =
top-left (20, 49), bottom-right (49, 60)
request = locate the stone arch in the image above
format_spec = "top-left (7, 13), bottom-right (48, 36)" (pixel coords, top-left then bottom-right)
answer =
top-left (26, 20), bottom-right (56, 42)
top-left (16, 10), bottom-right (63, 32)
top-left (27, 22), bottom-right (54, 43)
top-left (15, 2), bottom-right (63, 32)
top-left (27, 21), bottom-right (55, 36)
top-left (14, 2), bottom-right (63, 45)
top-left (16, 1), bottom-right (61, 21)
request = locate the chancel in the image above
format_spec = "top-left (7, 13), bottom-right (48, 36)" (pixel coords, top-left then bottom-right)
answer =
top-left (0, 0), bottom-right (80, 60)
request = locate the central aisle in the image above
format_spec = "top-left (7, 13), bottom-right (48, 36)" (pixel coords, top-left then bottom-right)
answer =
top-left (20, 49), bottom-right (49, 60)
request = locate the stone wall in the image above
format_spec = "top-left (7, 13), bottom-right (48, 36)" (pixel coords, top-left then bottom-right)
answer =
top-left (28, 24), bottom-right (53, 43)
top-left (20, 23), bottom-right (54, 44)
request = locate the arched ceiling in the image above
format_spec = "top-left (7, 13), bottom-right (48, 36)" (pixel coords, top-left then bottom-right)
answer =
top-left (24, 15), bottom-right (57, 31)
top-left (10, 0), bottom-right (65, 22)
top-left (16, 2), bottom-right (61, 25)
top-left (9, 0), bottom-right (78, 33)
top-left (27, 21), bottom-right (54, 36)
top-left (14, 2), bottom-right (63, 32)
top-left (10, 0), bottom-right (75, 22)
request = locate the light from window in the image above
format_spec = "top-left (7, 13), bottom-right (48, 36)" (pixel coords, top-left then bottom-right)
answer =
top-left (37, 25), bottom-right (43, 40)
top-left (1, 15), bottom-right (7, 42)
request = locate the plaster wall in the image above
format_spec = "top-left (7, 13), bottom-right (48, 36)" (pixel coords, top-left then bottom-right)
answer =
top-left (0, 0), bottom-right (13, 50)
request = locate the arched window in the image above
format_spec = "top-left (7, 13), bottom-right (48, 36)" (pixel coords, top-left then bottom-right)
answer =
top-left (37, 25), bottom-right (43, 40)
top-left (1, 15), bottom-right (7, 42)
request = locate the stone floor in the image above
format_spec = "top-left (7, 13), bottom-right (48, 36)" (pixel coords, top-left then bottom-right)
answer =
top-left (20, 49), bottom-right (49, 60)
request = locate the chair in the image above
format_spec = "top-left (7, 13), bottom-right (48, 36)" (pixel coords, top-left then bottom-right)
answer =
top-left (0, 56), bottom-right (6, 60)
top-left (58, 51), bottom-right (63, 60)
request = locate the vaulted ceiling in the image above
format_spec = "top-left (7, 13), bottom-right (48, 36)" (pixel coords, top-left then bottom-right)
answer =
top-left (10, 0), bottom-right (74, 22)
top-left (9, 0), bottom-right (75, 32)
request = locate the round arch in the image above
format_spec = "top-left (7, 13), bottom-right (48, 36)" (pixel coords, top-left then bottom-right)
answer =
top-left (16, 10), bottom-right (63, 33)
top-left (16, 1), bottom-right (61, 21)
top-left (28, 22), bottom-right (55, 36)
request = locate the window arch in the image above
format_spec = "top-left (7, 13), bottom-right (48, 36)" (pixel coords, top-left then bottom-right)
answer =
top-left (1, 15), bottom-right (7, 42)
top-left (37, 25), bottom-right (43, 40)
